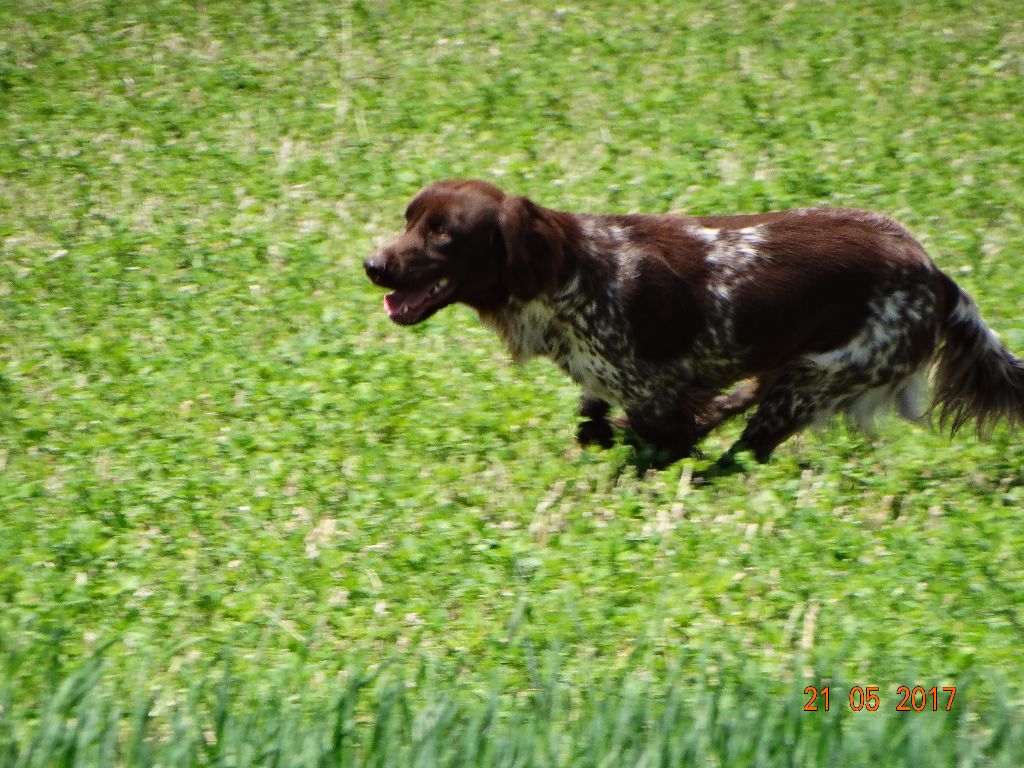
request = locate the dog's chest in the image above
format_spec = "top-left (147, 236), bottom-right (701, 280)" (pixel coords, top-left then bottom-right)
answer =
top-left (494, 296), bottom-right (676, 407)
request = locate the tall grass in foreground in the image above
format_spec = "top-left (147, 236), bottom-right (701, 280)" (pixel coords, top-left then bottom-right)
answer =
top-left (2, 651), bottom-right (1021, 768)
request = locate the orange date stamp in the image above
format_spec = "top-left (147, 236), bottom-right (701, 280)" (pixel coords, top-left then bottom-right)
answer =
top-left (803, 685), bottom-right (956, 712)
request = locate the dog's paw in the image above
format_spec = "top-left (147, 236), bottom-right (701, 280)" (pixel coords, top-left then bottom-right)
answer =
top-left (576, 418), bottom-right (615, 449)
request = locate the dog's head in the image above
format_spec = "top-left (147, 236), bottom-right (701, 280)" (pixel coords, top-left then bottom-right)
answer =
top-left (365, 179), bottom-right (575, 325)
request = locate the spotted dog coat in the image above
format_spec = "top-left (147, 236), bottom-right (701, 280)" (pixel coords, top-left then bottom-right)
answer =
top-left (365, 179), bottom-right (1024, 463)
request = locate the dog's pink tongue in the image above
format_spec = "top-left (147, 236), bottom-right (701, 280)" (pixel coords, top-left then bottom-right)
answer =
top-left (384, 287), bottom-right (431, 318)
top-left (383, 292), bottom-right (406, 317)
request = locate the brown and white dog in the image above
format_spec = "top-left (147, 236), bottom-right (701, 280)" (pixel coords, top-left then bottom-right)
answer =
top-left (365, 179), bottom-right (1023, 463)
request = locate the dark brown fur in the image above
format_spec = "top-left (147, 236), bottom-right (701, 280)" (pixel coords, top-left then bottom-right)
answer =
top-left (365, 179), bottom-right (1023, 463)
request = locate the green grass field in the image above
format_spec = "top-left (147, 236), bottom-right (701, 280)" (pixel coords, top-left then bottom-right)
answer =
top-left (2, 1), bottom-right (1023, 764)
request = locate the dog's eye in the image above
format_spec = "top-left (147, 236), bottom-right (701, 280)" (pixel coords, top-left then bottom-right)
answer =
top-left (429, 222), bottom-right (451, 241)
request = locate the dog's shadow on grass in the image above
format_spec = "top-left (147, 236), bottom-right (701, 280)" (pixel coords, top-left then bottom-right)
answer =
top-left (692, 454), bottom-right (752, 483)
top-left (615, 437), bottom-right (751, 483)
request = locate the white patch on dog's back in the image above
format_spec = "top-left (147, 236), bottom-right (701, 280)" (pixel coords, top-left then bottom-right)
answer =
top-left (689, 226), bottom-right (719, 244)
top-left (701, 225), bottom-right (768, 336)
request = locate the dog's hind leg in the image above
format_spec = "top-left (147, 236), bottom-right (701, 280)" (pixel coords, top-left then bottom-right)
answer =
top-left (726, 283), bottom-right (941, 462)
top-left (727, 367), bottom-right (841, 463)
top-left (694, 378), bottom-right (762, 440)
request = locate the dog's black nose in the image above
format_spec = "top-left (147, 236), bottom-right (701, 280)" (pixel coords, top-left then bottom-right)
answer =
top-left (364, 255), bottom-right (387, 283)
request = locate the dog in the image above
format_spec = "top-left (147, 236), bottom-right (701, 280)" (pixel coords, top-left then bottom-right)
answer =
top-left (364, 179), bottom-right (1023, 463)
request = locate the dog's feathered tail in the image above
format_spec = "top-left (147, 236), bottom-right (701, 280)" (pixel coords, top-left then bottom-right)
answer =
top-left (932, 273), bottom-right (1024, 436)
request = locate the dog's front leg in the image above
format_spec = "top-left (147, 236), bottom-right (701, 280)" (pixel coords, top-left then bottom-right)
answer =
top-left (625, 405), bottom-right (699, 463)
top-left (576, 395), bottom-right (615, 448)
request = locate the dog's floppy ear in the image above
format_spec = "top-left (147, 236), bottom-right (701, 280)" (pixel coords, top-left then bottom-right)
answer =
top-left (497, 195), bottom-right (572, 300)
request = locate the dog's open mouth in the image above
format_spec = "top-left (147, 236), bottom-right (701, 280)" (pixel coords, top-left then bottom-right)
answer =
top-left (383, 276), bottom-right (456, 325)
